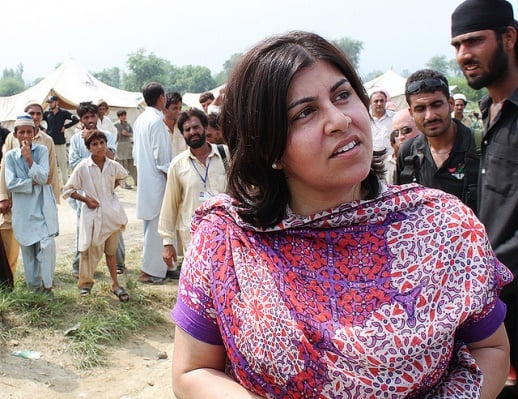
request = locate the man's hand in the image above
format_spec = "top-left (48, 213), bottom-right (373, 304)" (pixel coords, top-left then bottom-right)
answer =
top-left (21, 140), bottom-right (33, 167)
top-left (0, 199), bottom-right (11, 214)
top-left (162, 245), bottom-right (177, 268)
top-left (85, 197), bottom-right (100, 209)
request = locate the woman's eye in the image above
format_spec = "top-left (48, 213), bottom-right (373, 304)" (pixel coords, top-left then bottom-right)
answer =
top-left (335, 90), bottom-right (351, 101)
top-left (294, 107), bottom-right (314, 121)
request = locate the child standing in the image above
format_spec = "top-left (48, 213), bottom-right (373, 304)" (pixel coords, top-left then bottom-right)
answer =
top-left (62, 130), bottom-right (129, 301)
top-left (4, 113), bottom-right (58, 294)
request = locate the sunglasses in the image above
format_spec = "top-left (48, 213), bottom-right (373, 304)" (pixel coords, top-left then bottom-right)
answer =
top-left (406, 78), bottom-right (447, 95)
top-left (391, 127), bottom-right (413, 137)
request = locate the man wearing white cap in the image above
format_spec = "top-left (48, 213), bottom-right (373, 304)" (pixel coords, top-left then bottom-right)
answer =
top-left (4, 113), bottom-right (58, 295)
top-left (452, 93), bottom-right (473, 128)
top-left (0, 103), bottom-right (60, 274)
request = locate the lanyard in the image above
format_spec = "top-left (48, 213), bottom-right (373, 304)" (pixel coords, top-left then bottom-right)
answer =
top-left (190, 156), bottom-right (212, 189)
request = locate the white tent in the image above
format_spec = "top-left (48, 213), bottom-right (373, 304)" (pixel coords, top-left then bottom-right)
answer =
top-left (364, 68), bottom-right (408, 110)
top-left (0, 58), bottom-right (144, 129)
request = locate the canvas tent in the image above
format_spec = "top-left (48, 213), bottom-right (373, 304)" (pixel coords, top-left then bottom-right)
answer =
top-left (364, 68), bottom-right (408, 110)
top-left (0, 58), bottom-right (144, 129)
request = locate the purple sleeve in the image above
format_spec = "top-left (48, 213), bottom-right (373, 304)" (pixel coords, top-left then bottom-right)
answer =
top-left (456, 298), bottom-right (506, 343)
top-left (171, 296), bottom-right (223, 345)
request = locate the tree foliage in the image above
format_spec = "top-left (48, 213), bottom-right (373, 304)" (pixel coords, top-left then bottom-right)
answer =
top-left (93, 67), bottom-right (122, 88)
top-left (332, 37), bottom-right (364, 69)
top-left (0, 64), bottom-right (26, 96)
top-left (171, 65), bottom-right (216, 94)
top-left (215, 53), bottom-right (242, 86)
top-left (425, 55), bottom-right (449, 76)
top-left (122, 49), bottom-right (174, 92)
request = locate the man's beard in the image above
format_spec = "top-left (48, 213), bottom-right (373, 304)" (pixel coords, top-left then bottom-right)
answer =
top-left (465, 40), bottom-right (509, 90)
top-left (187, 133), bottom-right (206, 149)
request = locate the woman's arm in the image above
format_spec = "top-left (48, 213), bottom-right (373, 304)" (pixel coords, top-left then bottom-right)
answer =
top-left (172, 327), bottom-right (263, 399)
top-left (467, 323), bottom-right (509, 399)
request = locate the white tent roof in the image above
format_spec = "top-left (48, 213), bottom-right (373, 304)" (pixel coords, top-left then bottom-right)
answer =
top-left (364, 69), bottom-right (408, 110)
top-left (0, 58), bottom-right (144, 125)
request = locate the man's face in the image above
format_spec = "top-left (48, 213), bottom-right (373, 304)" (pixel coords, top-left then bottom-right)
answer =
top-left (48, 100), bottom-right (58, 110)
top-left (454, 99), bottom-right (466, 116)
top-left (409, 91), bottom-right (454, 138)
top-left (200, 99), bottom-right (213, 113)
top-left (88, 138), bottom-right (107, 158)
top-left (164, 102), bottom-right (182, 122)
top-left (392, 112), bottom-right (420, 146)
top-left (26, 106), bottom-right (43, 128)
top-left (452, 29), bottom-right (509, 89)
top-left (98, 105), bottom-right (107, 118)
top-left (80, 111), bottom-right (98, 130)
top-left (206, 125), bottom-right (224, 144)
top-left (14, 125), bottom-right (35, 145)
top-left (182, 116), bottom-right (207, 149)
top-left (370, 93), bottom-right (386, 117)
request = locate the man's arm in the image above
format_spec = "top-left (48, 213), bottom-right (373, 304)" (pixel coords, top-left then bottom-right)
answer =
top-left (63, 111), bottom-right (80, 129)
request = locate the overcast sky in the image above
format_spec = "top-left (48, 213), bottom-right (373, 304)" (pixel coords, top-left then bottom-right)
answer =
top-left (3, 0), bottom-right (518, 84)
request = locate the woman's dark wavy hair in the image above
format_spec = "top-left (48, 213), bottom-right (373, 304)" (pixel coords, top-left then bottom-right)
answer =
top-left (221, 31), bottom-right (383, 228)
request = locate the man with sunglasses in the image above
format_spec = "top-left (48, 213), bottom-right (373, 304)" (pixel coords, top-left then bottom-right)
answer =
top-left (396, 69), bottom-right (479, 213)
top-left (452, 1), bottom-right (518, 395)
top-left (391, 109), bottom-right (422, 147)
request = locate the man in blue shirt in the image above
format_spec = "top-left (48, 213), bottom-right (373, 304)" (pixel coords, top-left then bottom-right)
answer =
top-left (4, 114), bottom-right (58, 295)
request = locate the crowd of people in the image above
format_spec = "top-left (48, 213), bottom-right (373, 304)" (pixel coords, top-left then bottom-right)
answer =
top-left (0, 0), bottom-right (517, 397)
top-left (0, 82), bottom-right (229, 300)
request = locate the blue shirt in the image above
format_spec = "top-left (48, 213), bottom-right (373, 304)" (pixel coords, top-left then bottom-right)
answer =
top-left (5, 144), bottom-right (58, 246)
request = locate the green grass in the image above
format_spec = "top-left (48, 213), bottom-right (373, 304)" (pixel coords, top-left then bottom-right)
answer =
top-left (0, 245), bottom-right (178, 369)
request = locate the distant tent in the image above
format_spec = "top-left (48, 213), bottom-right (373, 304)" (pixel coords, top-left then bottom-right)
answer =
top-left (0, 58), bottom-right (144, 129)
top-left (364, 69), bottom-right (407, 110)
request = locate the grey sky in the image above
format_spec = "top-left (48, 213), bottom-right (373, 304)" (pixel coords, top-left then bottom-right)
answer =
top-left (2, 0), bottom-right (517, 83)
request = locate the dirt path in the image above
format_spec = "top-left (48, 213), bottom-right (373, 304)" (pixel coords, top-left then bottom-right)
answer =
top-left (0, 187), bottom-right (178, 399)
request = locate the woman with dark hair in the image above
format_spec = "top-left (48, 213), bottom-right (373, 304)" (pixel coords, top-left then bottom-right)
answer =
top-left (171, 31), bottom-right (512, 398)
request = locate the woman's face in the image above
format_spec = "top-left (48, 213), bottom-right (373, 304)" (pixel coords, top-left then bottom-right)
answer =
top-left (279, 60), bottom-right (372, 215)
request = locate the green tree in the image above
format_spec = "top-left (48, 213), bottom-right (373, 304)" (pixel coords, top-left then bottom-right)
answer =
top-left (122, 49), bottom-right (173, 92)
top-left (332, 37), bottom-right (364, 69)
top-left (0, 64), bottom-right (26, 95)
top-left (215, 53), bottom-right (242, 85)
top-left (93, 67), bottom-right (122, 88)
top-left (171, 65), bottom-right (216, 93)
top-left (448, 76), bottom-right (488, 105)
top-left (448, 59), bottom-right (463, 77)
top-left (425, 55), bottom-right (449, 75)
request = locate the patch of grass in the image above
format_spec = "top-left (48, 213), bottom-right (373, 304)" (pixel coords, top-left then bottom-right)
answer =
top-left (0, 246), bottom-right (178, 370)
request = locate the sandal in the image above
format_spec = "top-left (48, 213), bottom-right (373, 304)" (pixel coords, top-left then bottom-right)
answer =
top-left (79, 287), bottom-right (91, 297)
top-left (116, 265), bottom-right (126, 275)
top-left (113, 287), bottom-right (130, 302)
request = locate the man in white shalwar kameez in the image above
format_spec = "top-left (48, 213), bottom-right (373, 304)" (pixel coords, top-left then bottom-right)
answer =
top-left (133, 82), bottom-right (173, 284)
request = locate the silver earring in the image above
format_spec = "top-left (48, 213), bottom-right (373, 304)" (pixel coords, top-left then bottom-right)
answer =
top-left (272, 163), bottom-right (278, 169)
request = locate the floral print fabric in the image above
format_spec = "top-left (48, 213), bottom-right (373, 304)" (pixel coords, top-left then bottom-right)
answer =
top-left (172, 184), bottom-right (512, 398)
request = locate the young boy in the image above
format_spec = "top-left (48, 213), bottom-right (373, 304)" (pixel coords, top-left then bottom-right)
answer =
top-left (62, 130), bottom-right (129, 301)
top-left (4, 113), bottom-right (58, 294)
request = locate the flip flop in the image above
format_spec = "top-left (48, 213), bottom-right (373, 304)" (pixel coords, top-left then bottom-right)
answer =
top-left (113, 287), bottom-right (130, 302)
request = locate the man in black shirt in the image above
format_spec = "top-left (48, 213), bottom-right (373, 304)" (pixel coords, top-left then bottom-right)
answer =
top-left (452, 1), bottom-right (518, 395)
top-left (43, 95), bottom-right (79, 185)
top-left (396, 69), bottom-right (479, 212)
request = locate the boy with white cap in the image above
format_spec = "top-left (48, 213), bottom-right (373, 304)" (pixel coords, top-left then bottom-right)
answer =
top-left (4, 113), bottom-right (58, 295)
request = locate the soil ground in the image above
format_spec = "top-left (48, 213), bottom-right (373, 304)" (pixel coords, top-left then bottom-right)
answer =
top-left (0, 187), bottom-right (178, 399)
